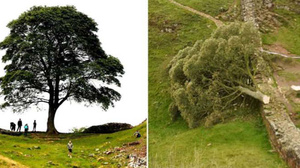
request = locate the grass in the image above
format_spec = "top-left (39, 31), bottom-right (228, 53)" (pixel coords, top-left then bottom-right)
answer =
top-left (175, 0), bottom-right (236, 17)
top-left (149, 0), bottom-right (287, 167)
top-left (0, 122), bottom-right (146, 167)
top-left (151, 119), bottom-right (287, 168)
top-left (262, 1), bottom-right (300, 56)
top-left (277, 71), bottom-right (300, 82)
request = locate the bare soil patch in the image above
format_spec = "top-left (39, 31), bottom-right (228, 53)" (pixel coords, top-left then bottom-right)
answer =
top-left (264, 43), bottom-right (298, 57)
top-left (273, 59), bottom-right (300, 126)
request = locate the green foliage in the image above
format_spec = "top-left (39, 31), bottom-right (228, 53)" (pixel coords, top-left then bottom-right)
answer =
top-left (71, 127), bottom-right (86, 133)
top-left (0, 6), bottom-right (124, 112)
top-left (169, 22), bottom-right (261, 128)
top-left (0, 6), bottom-right (124, 133)
top-left (169, 102), bottom-right (180, 121)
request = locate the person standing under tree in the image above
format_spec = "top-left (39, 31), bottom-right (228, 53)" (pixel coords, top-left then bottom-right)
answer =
top-left (10, 122), bottom-right (16, 131)
top-left (67, 141), bottom-right (73, 158)
top-left (24, 124), bottom-right (29, 136)
top-left (17, 119), bottom-right (22, 132)
top-left (33, 120), bottom-right (37, 132)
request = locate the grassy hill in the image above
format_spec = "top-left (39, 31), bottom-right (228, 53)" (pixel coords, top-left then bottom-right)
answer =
top-left (262, 0), bottom-right (300, 56)
top-left (261, 0), bottom-right (300, 126)
top-left (0, 122), bottom-right (146, 167)
top-left (149, 0), bottom-right (287, 167)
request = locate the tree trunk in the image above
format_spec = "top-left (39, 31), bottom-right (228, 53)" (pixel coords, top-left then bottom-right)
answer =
top-left (46, 106), bottom-right (59, 134)
top-left (238, 86), bottom-right (270, 104)
top-left (291, 85), bottom-right (300, 91)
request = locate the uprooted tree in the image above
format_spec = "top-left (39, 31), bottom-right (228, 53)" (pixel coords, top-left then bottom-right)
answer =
top-left (168, 22), bottom-right (268, 128)
top-left (0, 6), bottom-right (124, 134)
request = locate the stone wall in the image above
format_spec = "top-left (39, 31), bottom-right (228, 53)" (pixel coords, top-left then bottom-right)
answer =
top-left (259, 77), bottom-right (300, 168)
top-left (241, 0), bottom-right (300, 167)
top-left (241, 0), bottom-right (257, 25)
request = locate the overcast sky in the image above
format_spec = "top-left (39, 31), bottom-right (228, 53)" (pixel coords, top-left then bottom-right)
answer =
top-left (0, 0), bottom-right (147, 133)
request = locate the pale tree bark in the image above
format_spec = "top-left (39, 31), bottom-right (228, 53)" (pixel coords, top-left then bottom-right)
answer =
top-left (238, 86), bottom-right (270, 104)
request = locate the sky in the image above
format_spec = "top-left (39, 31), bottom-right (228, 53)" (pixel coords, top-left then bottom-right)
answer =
top-left (0, 0), bottom-right (148, 133)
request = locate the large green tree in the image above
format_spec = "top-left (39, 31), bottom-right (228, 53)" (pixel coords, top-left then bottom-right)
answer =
top-left (0, 6), bottom-right (124, 134)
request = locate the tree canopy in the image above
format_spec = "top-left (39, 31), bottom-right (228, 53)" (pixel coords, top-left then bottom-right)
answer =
top-left (168, 22), bottom-right (261, 128)
top-left (0, 6), bottom-right (124, 134)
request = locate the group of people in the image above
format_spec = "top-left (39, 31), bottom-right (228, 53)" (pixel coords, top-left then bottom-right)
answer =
top-left (10, 119), bottom-right (37, 135)
top-left (8, 121), bottom-right (141, 159)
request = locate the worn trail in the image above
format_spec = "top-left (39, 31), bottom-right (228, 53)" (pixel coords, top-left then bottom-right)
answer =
top-left (168, 0), bottom-right (224, 27)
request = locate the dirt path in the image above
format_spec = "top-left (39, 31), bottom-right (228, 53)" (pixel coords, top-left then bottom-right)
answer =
top-left (0, 155), bottom-right (28, 168)
top-left (168, 0), bottom-right (224, 27)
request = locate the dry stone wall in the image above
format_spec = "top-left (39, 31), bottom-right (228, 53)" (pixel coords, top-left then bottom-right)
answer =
top-left (259, 77), bottom-right (300, 168)
top-left (241, 0), bottom-right (300, 167)
top-left (241, 0), bottom-right (257, 25)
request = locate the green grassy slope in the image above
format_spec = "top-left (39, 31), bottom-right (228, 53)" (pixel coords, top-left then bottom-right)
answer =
top-left (262, 0), bottom-right (300, 55)
top-left (0, 122), bottom-right (146, 167)
top-left (149, 0), bottom-right (287, 167)
top-left (175, 0), bottom-right (235, 17)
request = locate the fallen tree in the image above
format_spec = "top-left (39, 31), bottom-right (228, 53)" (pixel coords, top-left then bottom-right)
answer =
top-left (168, 22), bottom-right (267, 128)
top-left (238, 86), bottom-right (270, 104)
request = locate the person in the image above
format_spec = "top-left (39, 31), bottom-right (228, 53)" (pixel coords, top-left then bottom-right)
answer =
top-left (133, 130), bottom-right (141, 138)
top-left (67, 141), bottom-right (73, 158)
top-left (24, 124), bottom-right (29, 136)
top-left (33, 120), bottom-right (37, 132)
top-left (17, 119), bottom-right (22, 132)
top-left (10, 122), bottom-right (16, 131)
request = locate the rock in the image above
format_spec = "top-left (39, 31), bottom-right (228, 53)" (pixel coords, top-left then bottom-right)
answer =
top-left (115, 147), bottom-right (121, 151)
top-left (89, 153), bottom-right (95, 157)
top-left (114, 154), bottom-right (123, 159)
top-left (47, 161), bottom-right (57, 166)
top-left (83, 123), bottom-right (132, 133)
top-left (104, 150), bottom-right (113, 155)
top-left (97, 157), bottom-right (105, 162)
top-left (33, 146), bottom-right (41, 149)
top-left (128, 155), bottom-right (147, 168)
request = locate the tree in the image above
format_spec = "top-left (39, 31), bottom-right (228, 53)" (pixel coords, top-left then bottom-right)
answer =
top-left (0, 6), bottom-right (124, 134)
top-left (168, 22), bottom-right (263, 128)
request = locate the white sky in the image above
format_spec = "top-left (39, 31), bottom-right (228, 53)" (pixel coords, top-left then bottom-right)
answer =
top-left (0, 0), bottom-right (148, 133)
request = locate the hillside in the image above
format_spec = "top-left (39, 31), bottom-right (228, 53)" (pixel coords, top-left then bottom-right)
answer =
top-left (149, 0), bottom-right (289, 167)
top-left (0, 121), bottom-right (146, 167)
